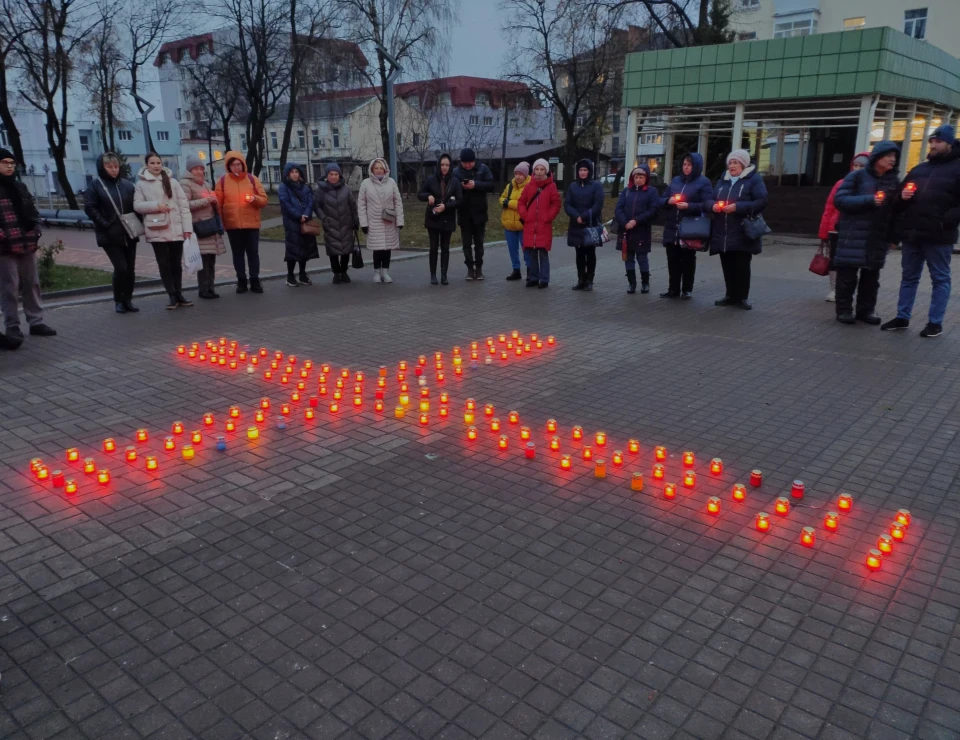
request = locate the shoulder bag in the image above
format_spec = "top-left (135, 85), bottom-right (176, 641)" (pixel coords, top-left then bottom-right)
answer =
top-left (300, 219), bottom-right (321, 235)
top-left (194, 213), bottom-right (223, 239)
top-left (99, 178), bottom-right (144, 240)
top-left (743, 213), bottom-right (772, 241)
top-left (582, 214), bottom-right (605, 247)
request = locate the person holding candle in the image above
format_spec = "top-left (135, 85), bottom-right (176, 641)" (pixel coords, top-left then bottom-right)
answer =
top-left (313, 163), bottom-right (359, 284)
top-left (0, 149), bottom-right (55, 344)
top-left (818, 152), bottom-right (871, 303)
top-left (614, 164), bottom-right (660, 294)
top-left (883, 125), bottom-right (960, 337)
top-left (134, 152), bottom-right (194, 310)
top-left (565, 159), bottom-right (605, 291)
top-left (660, 152), bottom-right (712, 299)
top-left (84, 152), bottom-right (142, 313)
top-left (278, 162), bottom-right (319, 287)
top-left (358, 157), bottom-right (404, 284)
top-left (180, 155), bottom-right (226, 299)
top-left (216, 151), bottom-right (268, 294)
top-left (499, 162), bottom-right (531, 281)
top-left (832, 141), bottom-right (901, 325)
top-left (709, 150), bottom-right (769, 310)
top-left (452, 148), bottom-right (495, 281)
top-left (418, 153), bottom-right (462, 285)
top-left (518, 159), bottom-right (561, 288)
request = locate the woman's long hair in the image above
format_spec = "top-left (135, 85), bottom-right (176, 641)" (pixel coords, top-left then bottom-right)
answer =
top-left (146, 152), bottom-right (172, 199)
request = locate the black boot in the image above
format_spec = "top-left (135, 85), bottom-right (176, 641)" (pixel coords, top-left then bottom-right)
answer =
top-left (441, 272), bottom-right (448, 285)
top-left (572, 270), bottom-right (585, 290)
top-left (431, 274), bottom-right (439, 285)
top-left (640, 272), bottom-right (650, 294)
top-left (626, 270), bottom-right (637, 294)
top-left (115, 302), bottom-right (127, 314)
top-left (506, 268), bottom-right (522, 281)
top-left (0, 331), bottom-right (22, 350)
top-left (123, 300), bottom-right (139, 313)
top-left (250, 278), bottom-right (264, 293)
top-left (237, 278), bottom-right (249, 294)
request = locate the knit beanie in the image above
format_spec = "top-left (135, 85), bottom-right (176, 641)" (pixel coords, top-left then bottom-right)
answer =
top-left (532, 158), bottom-right (550, 176)
top-left (514, 161), bottom-right (530, 177)
top-left (727, 149), bottom-right (751, 168)
top-left (459, 147), bottom-right (476, 163)
top-left (851, 153), bottom-right (870, 168)
top-left (929, 124), bottom-right (956, 145)
top-left (185, 154), bottom-right (204, 172)
top-left (0, 148), bottom-right (14, 162)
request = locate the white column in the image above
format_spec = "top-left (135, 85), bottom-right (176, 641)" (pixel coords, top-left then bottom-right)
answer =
top-left (882, 97), bottom-right (895, 140)
top-left (624, 108), bottom-right (639, 173)
top-left (732, 102), bottom-right (745, 151)
top-left (902, 101), bottom-right (918, 164)
top-left (855, 94), bottom-right (876, 152)
top-left (918, 104), bottom-right (935, 161)
top-left (698, 120), bottom-right (709, 161)
top-left (662, 120), bottom-right (674, 183)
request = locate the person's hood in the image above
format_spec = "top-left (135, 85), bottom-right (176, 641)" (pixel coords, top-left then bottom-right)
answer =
top-left (368, 157), bottom-right (390, 180)
top-left (629, 164), bottom-right (651, 190)
top-left (849, 151), bottom-right (871, 170)
top-left (436, 153), bottom-right (453, 180)
top-left (682, 152), bottom-right (704, 181)
top-left (869, 140), bottom-right (900, 173)
top-left (723, 164), bottom-right (756, 181)
top-left (283, 162), bottom-right (307, 182)
top-left (96, 154), bottom-right (121, 181)
top-left (137, 165), bottom-right (173, 181)
top-left (575, 159), bottom-right (594, 182)
top-left (224, 150), bottom-right (248, 177)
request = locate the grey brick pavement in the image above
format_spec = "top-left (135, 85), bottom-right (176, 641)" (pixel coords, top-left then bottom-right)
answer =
top-left (1, 240), bottom-right (959, 739)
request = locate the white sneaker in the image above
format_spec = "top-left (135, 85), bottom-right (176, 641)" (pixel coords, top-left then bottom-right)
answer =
top-left (373, 268), bottom-right (383, 283)
top-left (382, 271), bottom-right (393, 283)
top-left (825, 290), bottom-right (835, 302)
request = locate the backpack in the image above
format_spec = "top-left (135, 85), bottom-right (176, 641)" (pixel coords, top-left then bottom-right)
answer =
top-left (218, 173), bottom-right (257, 191)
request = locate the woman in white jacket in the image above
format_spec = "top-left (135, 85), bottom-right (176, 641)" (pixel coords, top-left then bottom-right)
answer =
top-left (358, 157), bottom-right (404, 283)
top-left (134, 152), bottom-right (194, 309)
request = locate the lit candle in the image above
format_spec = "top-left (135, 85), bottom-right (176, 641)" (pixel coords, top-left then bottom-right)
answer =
top-left (837, 493), bottom-right (853, 511)
top-left (595, 432), bottom-right (607, 447)
top-left (164, 437), bottom-right (175, 451)
top-left (508, 411), bottom-right (519, 425)
top-left (280, 376), bottom-right (289, 385)
top-left (498, 334), bottom-right (506, 344)
top-left (498, 435), bottom-right (508, 449)
top-left (255, 410), bottom-right (265, 423)
top-left (631, 472), bottom-right (644, 491)
top-left (229, 361), bottom-right (237, 370)
top-left (97, 469), bottom-right (110, 485)
top-left (29, 458), bottom-right (44, 472)
top-left (595, 460), bottom-right (606, 479)
top-left (182, 445), bottom-right (195, 460)
top-left (66, 448), bottom-right (79, 462)
top-left (866, 549), bottom-right (882, 571)
top-left (484, 404), bottom-right (495, 417)
top-left (710, 458), bottom-right (723, 475)
top-left (189, 350), bottom-right (197, 359)
top-left (500, 352), bottom-right (508, 361)
top-left (239, 352), bottom-right (247, 361)
top-left (125, 446), bottom-right (137, 462)
top-left (330, 402), bottom-right (340, 413)
top-left (418, 356), bottom-right (426, 367)
top-left (103, 438), bottom-right (116, 453)
top-left (261, 398), bottom-right (271, 410)
top-left (546, 419), bottom-right (557, 433)
top-left (136, 429), bottom-right (149, 443)
top-left (203, 413), bottom-right (214, 427)
top-left (398, 361), bottom-right (407, 372)
top-left (271, 360), bottom-right (279, 370)
top-left (439, 406), bottom-right (449, 418)
top-left (435, 361), bottom-right (443, 370)
top-left (198, 353), bottom-right (206, 361)
top-left (189, 430), bottom-right (202, 445)
top-left (750, 469), bottom-right (762, 487)
top-left (281, 404), bottom-right (291, 416)
top-left (65, 479), bottom-right (78, 494)
top-left (612, 450), bottom-right (623, 466)
top-left (264, 371), bottom-right (272, 380)
top-left (683, 470), bottom-right (696, 488)
top-left (582, 445), bottom-right (593, 461)
top-left (300, 369), bottom-right (308, 379)
top-left (514, 347), bottom-right (522, 357)
top-left (395, 406), bottom-right (405, 419)
top-left (420, 413), bottom-right (429, 426)
top-left (775, 497), bottom-right (790, 515)
top-left (755, 512), bottom-right (770, 532)
top-left (439, 392), bottom-right (449, 404)
top-left (332, 390), bottom-right (342, 401)
top-left (177, 345), bottom-right (185, 355)
top-left (247, 426), bottom-right (259, 439)
top-left (145, 455), bottom-right (159, 471)
top-left (904, 182), bottom-right (916, 194)
top-left (520, 427), bottom-right (531, 441)
top-left (374, 400), bottom-right (384, 413)
top-left (732, 484), bottom-right (746, 502)
top-left (628, 439), bottom-right (640, 454)
top-left (453, 357), bottom-right (462, 367)
top-left (490, 418), bottom-right (501, 432)
top-left (36, 466), bottom-right (50, 481)
top-left (707, 497), bottom-right (721, 515)
top-left (895, 509), bottom-right (911, 527)
top-left (547, 336), bottom-right (555, 346)
top-left (652, 464), bottom-right (664, 480)
top-left (890, 522), bottom-right (905, 541)
top-left (437, 371), bottom-right (446, 382)
top-left (471, 350), bottom-right (479, 360)
top-left (226, 419), bottom-right (237, 433)
top-left (292, 391), bottom-right (301, 402)
top-left (791, 480), bottom-right (804, 499)
top-left (467, 426), bottom-right (478, 440)
top-left (572, 426), bottom-right (583, 441)
top-left (525, 442), bottom-right (536, 459)
top-left (319, 384), bottom-right (327, 396)
top-left (878, 534), bottom-right (893, 553)
top-left (824, 511), bottom-right (839, 531)
top-left (420, 400), bottom-right (430, 412)
top-left (464, 411), bottom-right (475, 424)
top-left (217, 357), bottom-right (225, 366)
top-left (560, 454), bottom-right (572, 470)
top-left (800, 527), bottom-right (815, 547)
top-left (682, 451), bottom-right (694, 466)
top-left (84, 457), bottom-right (97, 474)
top-left (536, 340), bottom-right (543, 349)
top-left (398, 392), bottom-right (408, 406)
top-left (488, 346), bottom-right (496, 356)
top-left (655, 446), bottom-right (666, 462)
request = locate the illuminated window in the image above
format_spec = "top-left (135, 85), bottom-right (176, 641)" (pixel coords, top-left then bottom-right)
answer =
top-left (197, 151), bottom-right (207, 160)
top-left (843, 17), bottom-right (866, 29)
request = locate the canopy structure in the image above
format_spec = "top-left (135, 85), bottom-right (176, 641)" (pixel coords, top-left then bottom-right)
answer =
top-left (621, 27), bottom-right (960, 185)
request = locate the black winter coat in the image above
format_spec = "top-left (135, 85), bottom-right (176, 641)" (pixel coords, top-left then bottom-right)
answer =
top-left (564, 159), bottom-right (605, 247)
top-left (834, 141), bottom-right (901, 270)
top-left (896, 143), bottom-right (960, 246)
top-left (278, 164), bottom-right (319, 263)
top-left (313, 180), bottom-right (359, 257)
top-left (418, 164), bottom-right (462, 233)
top-left (660, 152), bottom-right (713, 245)
top-left (614, 167), bottom-right (660, 254)
top-left (708, 168), bottom-right (769, 255)
top-left (452, 161), bottom-right (494, 227)
top-left (83, 155), bottom-right (138, 249)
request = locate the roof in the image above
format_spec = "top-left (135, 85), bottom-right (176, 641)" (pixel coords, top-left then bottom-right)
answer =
top-left (155, 33), bottom-right (214, 66)
top-left (154, 32), bottom-right (367, 68)
top-left (237, 97), bottom-right (376, 124)
top-left (305, 75), bottom-right (540, 108)
top-left (622, 27), bottom-right (960, 109)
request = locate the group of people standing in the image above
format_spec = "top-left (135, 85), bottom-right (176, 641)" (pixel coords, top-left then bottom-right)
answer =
top-left (818, 124), bottom-right (959, 337)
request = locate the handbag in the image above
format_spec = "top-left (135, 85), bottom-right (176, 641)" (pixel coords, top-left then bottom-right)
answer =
top-left (382, 206), bottom-right (396, 223)
top-left (98, 177), bottom-right (144, 240)
top-left (582, 222), bottom-right (604, 247)
top-left (352, 232), bottom-right (365, 269)
top-left (743, 213), bottom-right (772, 241)
top-left (143, 212), bottom-right (170, 232)
top-left (194, 214), bottom-right (222, 239)
top-left (809, 241), bottom-right (831, 276)
top-left (678, 216), bottom-right (711, 251)
top-left (300, 219), bottom-right (321, 235)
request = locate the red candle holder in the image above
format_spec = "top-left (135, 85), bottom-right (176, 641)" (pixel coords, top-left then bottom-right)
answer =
top-left (866, 549), bottom-right (882, 571)
top-left (732, 484), bottom-right (746, 502)
top-left (353, 396), bottom-right (363, 407)
top-left (318, 384), bottom-right (327, 396)
top-left (191, 430), bottom-right (202, 444)
top-left (484, 404), bottom-right (495, 417)
top-left (125, 446), bottom-right (137, 462)
top-left (66, 448), bottom-right (79, 462)
top-left (654, 446), bottom-right (666, 462)
top-left (683, 470), bottom-right (696, 488)
top-left (164, 437), bottom-right (175, 451)
top-left (291, 390), bottom-right (301, 402)
top-left (536, 340), bottom-right (544, 349)
top-left (682, 451), bottom-right (694, 466)
top-left (547, 336), bottom-right (555, 346)
top-left (800, 527), bottom-right (815, 548)
top-left (775, 497), bottom-right (790, 515)
top-left (549, 436), bottom-right (560, 451)
top-left (145, 456), bottom-right (158, 471)
top-left (439, 392), bottom-right (449, 404)
top-left (136, 429), bottom-right (149, 443)
top-left (520, 427), bottom-right (531, 441)
top-left (546, 419), bottom-right (557, 433)
top-left (628, 439), bottom-right (640, 454)
top-left (203, 413), bottom-right (214, 427)
top-left (707, 497), bottom-right (721, 515)
top-left (710, 458), bottom-right (723, 475)
top-left (837, 493), bottom-right (853, 511)
top-left (525, 442), bottom-right (535, 459)
top-left (264, 371), bottom-right (273, 380)
top-left (340, 368), bottom-right (350, 379)
top-left (97, 469), bottom-right (110, 485)
top-left (652, 464), bottom-right (664, 480)
top-left (791, 480), bottom-right (805, 499)
top-left (29, 458), bottom-right (44, 473)
top-left (895, 509), bottom-right (911, 527)
top-left (824, 511), bottom-right (839, 531)
top-left (466, 398), bottom-right (476, 411)
top-left (373, 400), bottom-right (384, 413)
top-left (103, 438), bottom-right (116, 453)
top-left (84, 458), bottom-right (96, 474)
top-left (890, 522), bottom-right (905, 541)
top-left (497, 435), bottom-right (508, 450)
top-left (560, 454), bottom-right (572, 470)
top-left (255, 410), bottom-right (265, 423)
top-left (177, 345), bottom-right (186, 355)
top-left (437, 371), bottom-right (446, 382)
top-left (333, 390), bottom-right (343, 401)
top-left (439, 406), bottom-right (449, 418)
top-left (398, 360), bottom-right (407, 372)
top-left (572, 426), bottom-right (583, 441)
top-left (375, 389), bottom-right (385, 400)
top-left (664, 482), bottom-right (677, 499)
top-left (260, 398), bottom-right (271, 410)
top-left (464, 411), bottom-right (475, 424)
top-left (756, 512), bottom-right (770, 532)
top-left (36, 466), bottom-right (50, 481)
top-left (508, 411), bottom-right (519, 425)
top-left (330, 401), bottom-right (340, 414)
top-left (750, 469), bottom-right (762, 487)
top-left (612, 450), bottom-right (623, 466)
top-left (65, 479), bottom-right (78, 494)
top-left (878, 534), bottom-right (893, 553)
top-left (500, 352), bottom-right (508, 361)
top-left (490, 418), bottom-right (501, 432)
top-left (595, 432), bottom-right (607, 447)
top-left (631, 472), bottom-right (644, 491)
top-left (904, 182), bottom-right (916, 194)
top-left (582, 445), bottom-right (593, 461)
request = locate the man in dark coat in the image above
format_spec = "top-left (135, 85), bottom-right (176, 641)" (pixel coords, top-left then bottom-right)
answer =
top-left (882, 125), bottom-right (960, 337)
top-left (452, 147), bottom-right (494, 281)
top-left (833, 141), bottom-right (901, 325)
top-left (0, 149), bottom-right (56, 348)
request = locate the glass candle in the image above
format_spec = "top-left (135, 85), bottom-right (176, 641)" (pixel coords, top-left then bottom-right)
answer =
top-left (594, 460), bottom-right (606, 479)
top-left (895, 509), bottom-right (911, 527)
top-left (439, 392), bottom-right (449, 404)
top-left (655, 446), bottom-right (666, 461)
top-left (260, 398), bottom-right (271, 410)
top-left (612, 450), bottom-right (623, 466)
top-left (664, 482), bottom-right (677, 499)
top-left (490, 418), bottom-right (500, 432)
top-left (281, 404), bottom-right (291, 416)
top-left (103, 438), bottom-right (116, 452)
top-left (420, 400), bottom-right (430, 412)
top-left (582, 445), bottom-right (592, 461)
top-left (164, 437), bottom-right (175, 451)
top-left (837, 493), bottom-right (853, 511)
top-left (560, 454), bottom-right (572, 470)
top-left (631, 472), bottom-right (644, 491)
top-left (878, 534), bottom-right (893, 553)
top-left (756, 512), bottom-right (770, 532)
top-left (65, 479), bottom-right (77, 494)
top-left (292, 391), bottom-right (301, 402)
top-left (546, 419), bottom-right (557, 433)
top-left (145, 456), bottom-right (158, 471)
top-left (508, 411), bottom-right (519, 425)
top-left (824, 511), bottom-right (839, 531)
top-left (572, 426), bottom-right (583, 441)
top-left (775, 497), bottom-right (790, 515)
top-left (97, 469), bottom-right (110, 485)
top-left (683, 470), bottom-right (696, 488)
top-left (436, 371), bottom-right (445, 382)
top-left (595, 432), bottom-right (607, 447)
top-left (439, 406), bottom-right (449, 418)
top-left (791, 480), bottom-right (805, 499)
top-left (182, 445), bottom-right (195, 460)
top-left (628, 439), bottom-right (640, 454)
top-left (890, 522), bottom-right (905, 541)
top-left (800, 527), bottom-right (815, 547)
top-left (373, 400), bottom-right (384, 413)
top-left (498, 435), bottom-right (508, 450)
top-left (191, 430), bottom-right (202, 444)
top-left (750, 469), bottom-right (762, 487)
top-left (682, 451), bottom-right (694, 466)
top-left (707, 497), bottom-right (721, 515)
top-left (866, 549), bottom-right (882, 571)
top-left (247, 426), bottom-right (258, 439)
top-left (549, 436), bottom-right (560, 451)
top-left (465, 398), bottom-right (476, 411)
top-left (330, 402), bottom-right (340, 413)
top-left (66, 448), bottom-right (79, 462)
top-left (125, 446), bottom-right (137, 462)
top-left (419, 413), bottom-right (429, 426)
top-left (653, 464), bottom-right (664, 480)
top-left (732, 484), bottom-right (746, 502)
top-left (136, 429), bottom-right (149, 443)
top-left (525, 442), bottom-right (535, 459)
top-left (230, 406), bottom-right (240, 419)
top-left (398, 361), bottom-right (407, 371)
top-left (36, 466), bottom-right (49, 481)
top-left (520, 427), bottom-right (531, 441)
top-left (710, 458), bottom-right (723, 475)
top-left (464, 411), bottom-right (475, 424)
top-left (484, 404), bottom-right (494, 417)
top-left (225, 420), bottom-right (236, 433)
top-left (255, 410), bottom-right (265, 423)
top-left (467, 426), bottom-right (478, 440)
top-left (547, 336), bottom-right (555, 345)
top-left (395, 406), bottom-right (405, 419)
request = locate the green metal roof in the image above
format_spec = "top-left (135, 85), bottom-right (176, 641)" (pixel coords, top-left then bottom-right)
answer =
top-left (622, 27), bottom-right (960, 110)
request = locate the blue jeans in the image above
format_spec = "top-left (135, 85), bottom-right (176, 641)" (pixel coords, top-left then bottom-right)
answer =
top-left (896, 242), bottom-right (952, 325)
top-left (624, 251), bottom-right (649, 272)
top-left (525, 248), bottom-right (549, 284)
top-left (504, 230), bottom-right (528, 270)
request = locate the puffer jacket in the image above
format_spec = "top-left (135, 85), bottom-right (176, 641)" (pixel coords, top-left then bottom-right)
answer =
top-left (834, 141), bottom-right (901, 270)
top-left (0, 178), bottom-right (40, 256)
top-left (452, 160), bottom-right (494, 227)
top-left (896, 141), bottom-right (960, 245)
top-left (660, 152), bottom-right (713, 245)
top-left (179, 171), bottom-right (225, 256)
top-left (708, 166), bottom-right (769, 255)
top-left (518, 174), bottom-right (562, 250)
top-left (313, 169), bottom-right (359, 256)
top-left (818, 153), bottom-right (870, 240)
top-left (133, 166), bottom-right (192, 243)
top-left (418, 155), bottom-right (462, 232)
top-left (614, 165), bottom-right (660, 254)
top-left (564, 159), bottom-right (605, 247)
top-left (278, 163), bottom-right (319, 263)
top-left (358, 158), bottom-right (404, 251)
top-left (84, 154), bottom-right (138, 249)
top-left (500, 176), bottom-right (531, 232)
top-left (215, 150), bottom-right (267, 230)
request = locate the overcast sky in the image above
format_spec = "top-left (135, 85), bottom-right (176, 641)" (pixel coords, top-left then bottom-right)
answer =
top-left (444, 3), bottom-right (509, 80)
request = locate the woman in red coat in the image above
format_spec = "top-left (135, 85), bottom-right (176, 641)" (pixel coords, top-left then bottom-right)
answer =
top-left (819, 152), bottom-right (869, 302)
top-left (518, 158), bottom-right (561, 288)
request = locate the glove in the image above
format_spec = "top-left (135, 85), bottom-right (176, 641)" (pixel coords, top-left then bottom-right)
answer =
top-left (361, 226), bottom-right (368, 234)
top-left (502, 200), bottom-right (508, 208)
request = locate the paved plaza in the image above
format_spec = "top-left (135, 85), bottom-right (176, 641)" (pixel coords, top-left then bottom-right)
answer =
top-left (1, 241), bottom-right (959, 740)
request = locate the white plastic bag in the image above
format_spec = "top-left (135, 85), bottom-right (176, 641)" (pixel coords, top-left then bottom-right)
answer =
top-left (183, 234), bottom-right (203, 276)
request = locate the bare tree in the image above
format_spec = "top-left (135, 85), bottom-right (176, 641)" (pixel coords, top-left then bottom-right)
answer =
top-left (499, 0), bottom-right (624, 182)
top-left (79, 1), bottom-right (126, 154)
top-left (593, 0), bottom-right (734, 47)
top-left (181, 47), bottom-right (242, 161)
top-left (0, 0), bottom-right (27, 168)
top-left (339, 0), bottom-right (457, 166)
top-left (14, 0), bottom-right (97, 208)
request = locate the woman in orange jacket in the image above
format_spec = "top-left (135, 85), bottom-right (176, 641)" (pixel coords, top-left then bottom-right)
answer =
top-left (216, 151), bottom-right (268, 293)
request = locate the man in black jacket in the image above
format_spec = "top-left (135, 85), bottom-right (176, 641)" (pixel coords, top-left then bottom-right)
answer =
top-left (882, 125), bottom-right (960, 337)
top-left (453, 148), bottom-right (494, 281)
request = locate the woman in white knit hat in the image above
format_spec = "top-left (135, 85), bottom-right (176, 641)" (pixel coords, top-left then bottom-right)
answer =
top-left (709, 148), bottom-right (768, 310)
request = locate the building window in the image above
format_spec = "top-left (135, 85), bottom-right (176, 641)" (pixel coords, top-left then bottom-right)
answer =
top-left (156, 131), bottom-right (170, 141)
top-left (483, 116), bottom-right (493, 126)
top-left (239, 134), bottom-right (247, 150)
top-left (184, 110), bottom-right (193, 122)
top-left (79, 134), bottom-right (90, 151)
top-left (214, 150), bottom-right (222, 161)
top-left (269, 131), bottom-right (278, 150)
top-left (297, 129), bottom-right (306, 149)
top-left (737, 31), bottom-right (758, 40)
top-left (197, 42), bottom-right (207, 54)
top-left (612, 115), bottom-right (620, 133)
top-left (575, 115), bottom-right (585, 128)
top-left (843, 17), bottom-right (866, 29)
top-left (118, 130), bottom-right (133, 141)
top-left (438, 142), bottom-right (447, 151)
top-left (0, 127), bottom-right (7, 147)
top-left (773, 16), bottom-right (818, 38)
top-left (904, 8), bottom-right (927, 39)
top-left (175, 108), bottom-right (181, 121)
top-left (312, 129), bottom-right (320, 149)
top-left (331, 127), bottom-right (340, 148)
top-left (475, 92), bottom-right (489, 106)
top-left (739, 0), bottom-right (760, 7)
top-left (197, 151), bottom-right (207, 161)
top-left (396, 133), bottom-right (402, 148)
top-left (158, 52), bottom-right (166, 64)
top-left (612, 136), bottom-right (620, 154)
top-left (469, 115), bottom-right (480, 126)
top-left (413, 132), bottom-right (421, 147)
top-left (437, 92), bottom-right (451, 106)
top-left (643, 133), bottom-right (663, 145)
